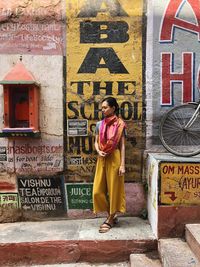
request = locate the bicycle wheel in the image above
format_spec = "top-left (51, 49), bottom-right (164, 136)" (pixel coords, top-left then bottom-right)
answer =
top-left (159, 103), bottom-right (200, 156)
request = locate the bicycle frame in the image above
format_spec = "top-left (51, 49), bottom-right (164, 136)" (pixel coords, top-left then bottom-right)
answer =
top-left (184, 102), bottom-right (200, 129)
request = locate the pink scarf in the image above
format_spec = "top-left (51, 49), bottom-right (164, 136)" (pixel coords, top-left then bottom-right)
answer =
top-left (99, 115), bottom-right (126, 154)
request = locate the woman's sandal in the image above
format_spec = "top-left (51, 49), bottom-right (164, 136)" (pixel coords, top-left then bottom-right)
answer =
top-left (99, 215), bottom-right (119, 233)
top-left (99, 222), bottom-right (113, 233)
top-left (100, 215), bottom-right (118, 227)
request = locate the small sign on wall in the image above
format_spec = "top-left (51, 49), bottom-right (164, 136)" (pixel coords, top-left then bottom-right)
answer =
top-left (65, 183), bottom-right (93, 209)
top-left (0, 193), bottom-right (19, 209)
top-left (0, 146), bottom-right (7, 161)
top-left (67, 156), bottom-right (83, 165)
top-left (18, 176), bottom-right (66, 213)
top-left (160, 162), bottom-right (200, 205)
top-left (67, 120), bottom-right (88, 136)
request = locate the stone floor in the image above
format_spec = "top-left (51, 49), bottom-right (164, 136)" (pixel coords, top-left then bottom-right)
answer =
top-left (0, 217), bottom-right (156, 266)
top-left (0, 217), bottom-right (155, 242)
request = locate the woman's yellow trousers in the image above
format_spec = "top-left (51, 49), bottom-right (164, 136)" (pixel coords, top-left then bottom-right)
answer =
top-left (93, 149), bottom-right (126, 214)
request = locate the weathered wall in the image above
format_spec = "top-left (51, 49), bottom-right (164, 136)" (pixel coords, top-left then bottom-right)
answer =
top-left (146, 0), bottom-right (200, 150)
top-left (0, 0), bottom-right (65, 219)
top-left (66, 0), bottom-right (145, 183)
top-left (0, 0), bottom-right (146, 220)
top-left (65, 0), bottom-right (146, 216)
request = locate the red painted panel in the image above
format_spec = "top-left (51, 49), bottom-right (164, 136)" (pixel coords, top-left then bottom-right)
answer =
top-left (0, 182), bottom-right (16, 191)
top-left (158, 206), bottom-right (200, 238)
top-left (2, 62), bottom-right (37, 82)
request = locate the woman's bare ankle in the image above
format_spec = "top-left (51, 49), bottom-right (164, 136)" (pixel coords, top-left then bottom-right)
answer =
top-left (107, 213), bottom-right (116, 224)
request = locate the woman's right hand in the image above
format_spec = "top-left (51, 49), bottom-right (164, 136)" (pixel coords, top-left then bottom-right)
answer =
top-left (97, 150), bottom-right (107, 157)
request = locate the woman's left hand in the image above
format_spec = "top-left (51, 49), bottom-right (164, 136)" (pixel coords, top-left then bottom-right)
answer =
top-left (119, 165), bottom-right (125, 176)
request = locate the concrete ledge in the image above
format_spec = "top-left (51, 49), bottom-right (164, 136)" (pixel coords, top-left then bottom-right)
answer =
top-left (130, 252), bottom-right (161, 267)
top-left (0, 240), bottom-right (157, 265)
top-left (147, 153), bottom-right (200, 238)
top-left (159, 238), bottom-right (199, 267)
top-left (0, 241), bottom-right (80, 266)
top-left (186, 224), bottom-right (200, 263)
top-left (0, 217), bottom-right (157, 265)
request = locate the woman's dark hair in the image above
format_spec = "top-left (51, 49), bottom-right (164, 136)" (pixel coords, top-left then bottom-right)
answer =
top-left (102, 97), bottom-right (119, 115)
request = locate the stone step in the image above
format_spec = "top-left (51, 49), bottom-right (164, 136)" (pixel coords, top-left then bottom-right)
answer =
top-left (130, 251), bottom-right (162, 267)
top-left (186, 224), bottom-right (200, 263)
top-left (159, 238), bottom-right (200, 267)
top-left (25, 262), bottom-right (130, 267)
top-left (0, 217), bottom-right (157, 266)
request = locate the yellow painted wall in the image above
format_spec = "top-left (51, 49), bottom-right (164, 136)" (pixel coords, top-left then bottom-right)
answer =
top-left (66, 0), bottom-right (144, 182)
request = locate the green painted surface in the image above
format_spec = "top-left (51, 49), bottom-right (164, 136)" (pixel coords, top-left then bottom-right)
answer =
top-left (66, 183), bottom-right (93, 209)
top-left (0, 193), bottom-right (19, 209)
top-left (0, 131), bottom-right (40, 138)
top-left (0, 81), bottom-right (39, 86)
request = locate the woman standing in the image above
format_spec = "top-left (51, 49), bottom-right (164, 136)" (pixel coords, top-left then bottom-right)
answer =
top-left (93, 97), bottom-right (126, 233)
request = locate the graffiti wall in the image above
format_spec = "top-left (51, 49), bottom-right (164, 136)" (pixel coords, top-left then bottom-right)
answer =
top-left (146, 0), bottom-right (200, 147)
top-left (66, 0), bottom-right (144, 182)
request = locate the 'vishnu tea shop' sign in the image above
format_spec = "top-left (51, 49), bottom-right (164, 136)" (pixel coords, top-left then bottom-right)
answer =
top-left (18, 176), bottom-right (66, 213)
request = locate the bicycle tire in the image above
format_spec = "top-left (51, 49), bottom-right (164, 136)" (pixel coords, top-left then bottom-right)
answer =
top-left (159, 103), bottom-right (200, 157)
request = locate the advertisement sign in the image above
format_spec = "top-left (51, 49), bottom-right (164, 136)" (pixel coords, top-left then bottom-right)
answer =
top-left (160, 162), bottom-right (200, 205)
top-left (0, 193), bottom-right (19, 209)
top-left (66, 183), bottom-right (93, 209)
top-left (67, 119), bottom-right (88, 136)
top-left (18, 176), bottom-right (66, 213)
top-left (0, 146), bottom-right (7, 161)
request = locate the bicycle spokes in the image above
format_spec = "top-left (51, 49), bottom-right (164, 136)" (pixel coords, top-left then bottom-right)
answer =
top-left (159, 104), bottom-right (200, 156)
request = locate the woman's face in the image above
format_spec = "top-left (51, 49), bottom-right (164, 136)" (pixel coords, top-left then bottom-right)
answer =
top-left (102, 101), bottom-right (115, 117)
